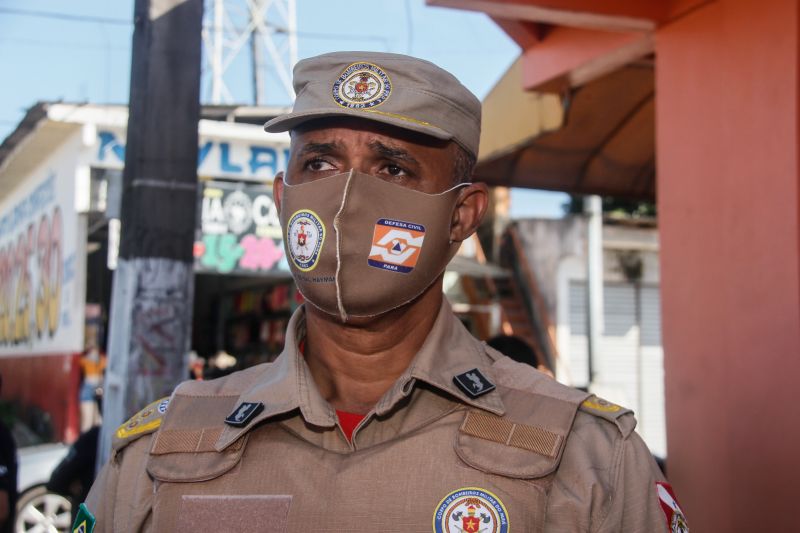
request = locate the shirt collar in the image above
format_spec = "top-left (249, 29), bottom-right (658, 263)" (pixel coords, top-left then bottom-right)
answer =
top-left (216, 300), bottom-right (505, 451)
top-left (374, 299), bottom-right (505, 417)
top-left (215, 307), bottom-right (335, 450)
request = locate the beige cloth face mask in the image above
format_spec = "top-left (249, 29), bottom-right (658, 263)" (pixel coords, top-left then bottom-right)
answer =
top-left (280, 169), bottom-right (465, 322)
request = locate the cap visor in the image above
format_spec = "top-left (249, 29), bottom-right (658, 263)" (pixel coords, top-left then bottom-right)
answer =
top-left (264, 107), bottom-right (453, 142)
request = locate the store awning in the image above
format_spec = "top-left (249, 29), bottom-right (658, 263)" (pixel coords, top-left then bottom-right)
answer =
top-left (476, 60), bottom-right (655, 200)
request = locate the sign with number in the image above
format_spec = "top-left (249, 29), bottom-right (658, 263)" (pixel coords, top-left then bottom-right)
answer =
top-left (0, 165), bottom-right (84, 356)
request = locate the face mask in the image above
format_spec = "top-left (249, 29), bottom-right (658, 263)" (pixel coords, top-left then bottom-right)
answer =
top-left (280, 169), bottom-right (466, 322)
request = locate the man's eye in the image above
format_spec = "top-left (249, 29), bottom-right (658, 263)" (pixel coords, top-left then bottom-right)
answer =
top-left (305, 158), bottom-right (335, 171)
top-left (384, 164), bottom-right (407, 177)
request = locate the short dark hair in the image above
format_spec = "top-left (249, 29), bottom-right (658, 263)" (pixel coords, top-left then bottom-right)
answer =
top-left (452, 144), bottom-right (476, 185)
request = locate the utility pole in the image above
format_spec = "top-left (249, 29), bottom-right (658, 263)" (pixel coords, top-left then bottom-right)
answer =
top-left (585, 195), bottom-right (604, 387)
top-left (98, 0), bottom-right (204, 468)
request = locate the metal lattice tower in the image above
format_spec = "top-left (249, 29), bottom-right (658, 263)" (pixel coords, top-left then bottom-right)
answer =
top-left (202, 0), bottom-right (298, 105)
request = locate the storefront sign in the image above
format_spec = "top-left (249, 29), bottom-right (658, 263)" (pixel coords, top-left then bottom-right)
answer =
top-left (194, 181), bottom-right (287, 274)
top-left (93, 129), bottom-right (290, 182)
top-left (0, 165), bottom-right (84, 355)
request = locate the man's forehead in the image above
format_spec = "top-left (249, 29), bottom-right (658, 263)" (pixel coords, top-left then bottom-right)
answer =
top-left (289, 117), bottom-right (452, 153)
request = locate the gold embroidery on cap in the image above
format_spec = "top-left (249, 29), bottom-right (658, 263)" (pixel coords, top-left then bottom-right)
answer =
top-left (362, 108), bottom-right (435, 128)
top-left (460, 411), bottom-right (562, 458)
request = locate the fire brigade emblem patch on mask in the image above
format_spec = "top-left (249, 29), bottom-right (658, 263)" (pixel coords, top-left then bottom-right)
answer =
top-left (333, 62), bottom-right (392, 109)
top-left (367, 219), bottom-right (425, 274)
top-left (433, 487), bottom-right (509, 533)
top-left (656, 482), bottom-right (689, 533)
top-left (287, 209), bottom-right (325, 272)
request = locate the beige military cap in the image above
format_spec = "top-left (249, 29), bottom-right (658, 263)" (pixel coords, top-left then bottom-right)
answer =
top-left (264, 51), bottom-right (482, 158)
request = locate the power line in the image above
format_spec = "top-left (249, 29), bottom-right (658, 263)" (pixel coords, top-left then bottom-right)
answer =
top-left (0, 37), bottom-right (130, 51)
top-left (0, 6), bottom-right (390, 47)
top-left (0, 7), bottom-right (131, 26)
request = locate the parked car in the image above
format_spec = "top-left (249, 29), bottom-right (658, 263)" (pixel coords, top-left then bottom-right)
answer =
top-left (11, 418), bottom-right (71, 533)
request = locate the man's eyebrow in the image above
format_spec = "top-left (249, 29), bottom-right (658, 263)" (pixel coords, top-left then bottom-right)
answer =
top-left (369, 141), bottom-right (420, 166)
top-left (296, 142), bottom-right (340, 157)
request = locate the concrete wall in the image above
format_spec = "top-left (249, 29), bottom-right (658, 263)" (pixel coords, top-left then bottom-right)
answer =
top-left (514, 216), bottom-right (659, 318)
top-left (656, 0), bottom-right (800, 530)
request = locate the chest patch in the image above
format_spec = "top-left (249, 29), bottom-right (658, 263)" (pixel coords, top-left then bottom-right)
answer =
top-left (225, 402), bottom-right (264, 427)
top-left (453, 369), bottom-right (495, 399)
top-left (433, 487), bottom-right (509, 533)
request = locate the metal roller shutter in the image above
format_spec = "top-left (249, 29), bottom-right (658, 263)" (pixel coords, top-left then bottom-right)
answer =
top-left (567, 281), bottom-right (667, 458)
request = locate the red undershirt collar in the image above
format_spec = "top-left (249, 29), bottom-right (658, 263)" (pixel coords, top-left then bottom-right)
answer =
top-left (298, 338), bottom-right (366, 442)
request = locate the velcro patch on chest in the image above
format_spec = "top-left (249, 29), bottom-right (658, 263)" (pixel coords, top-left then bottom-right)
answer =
top-left (151, 427), bottom-right (242, 455)
top-left (455, 411), bottom-right (566, 479)
top-left (460, 411), bottom-right (562, 458)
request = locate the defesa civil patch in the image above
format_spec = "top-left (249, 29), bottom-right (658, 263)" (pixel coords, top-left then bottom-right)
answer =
top-left (368, 218), bottom-right (425, 274)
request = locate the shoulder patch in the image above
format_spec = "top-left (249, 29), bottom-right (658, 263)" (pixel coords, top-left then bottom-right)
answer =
top-left (579, 395), bottom-right (636, 437)
top-left (113, 396), bottom-right (171, 451)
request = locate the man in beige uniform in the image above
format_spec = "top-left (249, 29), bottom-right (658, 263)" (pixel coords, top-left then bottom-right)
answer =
top-left (82, 52), bottom-right (688, 533)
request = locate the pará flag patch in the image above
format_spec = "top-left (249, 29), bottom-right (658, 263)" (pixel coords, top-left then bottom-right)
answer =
top-left (656, 482), bottom-right (689, 532)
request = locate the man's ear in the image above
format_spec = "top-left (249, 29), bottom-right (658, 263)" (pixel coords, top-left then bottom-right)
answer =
top-left (449, 182), bottom-right (489, 243)
top-left (273, 172), bottom-right (285, 215)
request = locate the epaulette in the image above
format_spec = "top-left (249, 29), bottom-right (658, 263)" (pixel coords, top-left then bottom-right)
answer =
top-left (579, 394), bottom-right (635, 437)
top-left (453, 355), bottom-right (591, 479)
top-left (112, 396), bottom-right (171, 451)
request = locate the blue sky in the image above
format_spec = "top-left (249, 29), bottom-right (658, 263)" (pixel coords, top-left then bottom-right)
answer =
top-left (0, 0), bottom-right (566, 218)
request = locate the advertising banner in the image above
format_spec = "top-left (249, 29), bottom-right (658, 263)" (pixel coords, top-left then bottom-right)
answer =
top-left (92, 127), bottom-right (290, 183)
top-left (194, 181), bottom-right (287, 275)
top-left (0, 164), bottom-right (85, 356)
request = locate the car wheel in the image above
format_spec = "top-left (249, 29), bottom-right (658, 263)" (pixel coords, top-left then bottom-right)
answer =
top-left (15, 485), bottom-right (72, 533)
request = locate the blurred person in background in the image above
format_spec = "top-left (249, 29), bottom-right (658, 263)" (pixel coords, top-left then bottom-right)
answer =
top-left (78, 347), bottom-right (106, 432)
top-left (47, 426), bottom-right (100, 527)
top-left (486, 334), bottom-right (555, 378)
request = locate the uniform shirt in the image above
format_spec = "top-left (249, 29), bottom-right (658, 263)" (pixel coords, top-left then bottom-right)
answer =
top-left (86, 301), bottom-right (684, 532)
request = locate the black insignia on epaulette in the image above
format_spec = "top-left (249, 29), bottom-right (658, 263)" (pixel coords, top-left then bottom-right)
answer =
top-left (453, 368), bottom-right (496, 399)
top-left (225, 402), bottom-right (264, 427)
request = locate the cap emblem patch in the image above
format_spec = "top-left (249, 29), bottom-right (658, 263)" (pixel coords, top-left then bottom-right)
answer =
top-left (433, 487), bottom-right (509, 533)
top-left (287, 209), bottom-right (325, 272)
top-left (333, 62), bottom-right (392, 109)
top-left (368, 218), bottom-right (425, 273)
